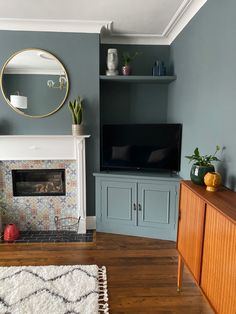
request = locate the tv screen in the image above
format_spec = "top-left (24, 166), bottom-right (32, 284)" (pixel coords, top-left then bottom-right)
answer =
top-left (101, 124), bottom-right (182, 172)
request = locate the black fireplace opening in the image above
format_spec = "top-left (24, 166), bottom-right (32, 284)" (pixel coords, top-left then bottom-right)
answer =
top-left (12, 169), bottom-right (66, 197)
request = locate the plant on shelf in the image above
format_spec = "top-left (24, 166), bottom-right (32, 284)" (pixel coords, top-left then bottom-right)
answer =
top-left (68, 96), bottom-right (83, 136)
top-left (121, 51), bottom-right (140, 76)
top-left (185, 145), bottom-right (220, 185)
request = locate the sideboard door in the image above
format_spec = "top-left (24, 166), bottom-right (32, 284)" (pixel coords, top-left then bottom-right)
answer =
top-left (201, 204), bottom-right (236, 314)
top-left (177, 184), bottom-right (206, 283)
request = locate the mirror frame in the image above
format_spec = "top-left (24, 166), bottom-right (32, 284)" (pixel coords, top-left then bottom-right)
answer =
top-left (0, 48), bottom-right (70, 119)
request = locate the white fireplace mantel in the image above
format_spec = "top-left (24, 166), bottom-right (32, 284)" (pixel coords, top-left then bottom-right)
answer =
top-left (0, 135), bottom-right (90, 233)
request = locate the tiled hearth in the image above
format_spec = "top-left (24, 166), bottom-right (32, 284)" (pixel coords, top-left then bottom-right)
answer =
top-left (0, 230), bottom-right (95, 244)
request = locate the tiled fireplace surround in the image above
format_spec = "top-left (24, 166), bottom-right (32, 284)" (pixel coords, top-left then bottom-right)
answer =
top-left (0, 135), bottom-right (89, 234)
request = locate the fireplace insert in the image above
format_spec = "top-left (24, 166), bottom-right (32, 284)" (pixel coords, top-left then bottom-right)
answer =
top-left (12, 169), bottom-right (66, 197)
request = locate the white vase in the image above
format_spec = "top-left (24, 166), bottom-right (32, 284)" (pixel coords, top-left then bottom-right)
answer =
top-left (106, 48), bottom-right (118, 76)
top-left (72, 124), bottom-right (83, 136)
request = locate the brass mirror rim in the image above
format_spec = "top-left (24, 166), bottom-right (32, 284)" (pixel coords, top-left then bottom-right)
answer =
top-left (0, 48), bottom-right (69, 119)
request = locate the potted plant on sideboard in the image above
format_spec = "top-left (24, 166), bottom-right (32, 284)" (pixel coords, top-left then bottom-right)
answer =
top-left (185, 145), bottom-right (220, 185)
top-left (68, 96), bottom-right (83, 136)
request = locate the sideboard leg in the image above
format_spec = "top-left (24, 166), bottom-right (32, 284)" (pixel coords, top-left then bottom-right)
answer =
top-left (177, 255), bottom-right (184, 292)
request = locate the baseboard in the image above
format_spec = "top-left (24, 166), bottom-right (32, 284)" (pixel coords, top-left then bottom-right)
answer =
top-left (86, 216), bottom-right (96, 230)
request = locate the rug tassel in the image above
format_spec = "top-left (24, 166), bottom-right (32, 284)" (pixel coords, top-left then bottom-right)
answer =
top-left (98, 266), bottom-right (109, 314)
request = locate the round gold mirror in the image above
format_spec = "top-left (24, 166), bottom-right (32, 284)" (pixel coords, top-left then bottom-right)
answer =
top-left (0, 48), bottom-right (69, 118)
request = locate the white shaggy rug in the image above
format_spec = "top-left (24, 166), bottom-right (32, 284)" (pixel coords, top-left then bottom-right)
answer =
top-left (0, 265), bottom-right (109, 314)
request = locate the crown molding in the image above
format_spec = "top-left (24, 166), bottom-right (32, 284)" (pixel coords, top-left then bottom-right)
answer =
top-left (0, 0), bottom-right (207, 45)
top-left (0, 18), bottom-right (112, 34)
top-left (101, 0), bottom-right (208, 45)
top-left (166, 0), bottom-right (207, 44)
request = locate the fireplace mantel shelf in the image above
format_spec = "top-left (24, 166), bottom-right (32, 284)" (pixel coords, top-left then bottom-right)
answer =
top-left (0, 135), bottom-right (90, 234)
top-left (0, 135), bottom-right (90, 160)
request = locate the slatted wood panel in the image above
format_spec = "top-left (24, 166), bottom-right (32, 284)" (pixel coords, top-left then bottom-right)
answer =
top-left (177, 184), bottom-right (206, 283)
top-left (201, 205), bottom-right (236, 314)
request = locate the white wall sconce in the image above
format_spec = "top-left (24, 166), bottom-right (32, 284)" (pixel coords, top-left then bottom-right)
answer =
top-left (47, 76), bottom-right (67, 89)
top-left (10, 92), bottom-right (27, 109)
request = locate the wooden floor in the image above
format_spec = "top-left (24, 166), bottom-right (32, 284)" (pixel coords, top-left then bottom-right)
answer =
top-left (0, 232), bottom-right (213, 313)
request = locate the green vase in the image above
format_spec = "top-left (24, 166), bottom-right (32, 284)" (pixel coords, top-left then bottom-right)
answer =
top-left (190, 164), bottom-right (215, 185)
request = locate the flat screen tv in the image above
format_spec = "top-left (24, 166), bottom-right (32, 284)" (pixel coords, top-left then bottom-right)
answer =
top-left (101, 124), bottom-right (182, 173)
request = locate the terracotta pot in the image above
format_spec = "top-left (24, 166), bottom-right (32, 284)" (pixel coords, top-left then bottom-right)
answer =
top-left (4, 224), bottom-right (20, 241)
top-left (204, 172), bottom-right (222, 192)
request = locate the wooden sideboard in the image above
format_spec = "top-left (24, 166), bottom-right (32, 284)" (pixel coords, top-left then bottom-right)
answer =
top-left (177, 180), bottom-right (236, 314)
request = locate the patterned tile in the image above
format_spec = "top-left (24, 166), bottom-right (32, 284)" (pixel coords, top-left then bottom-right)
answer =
top-left (0, 160), bottom-right (78, 231)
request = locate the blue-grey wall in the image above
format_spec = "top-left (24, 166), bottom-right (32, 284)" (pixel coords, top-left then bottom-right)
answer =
top-left (100, 44), bottom-right (171, 125)
top-left (168, 0), bottom-right (236, 190)
top-left (0, 30), bottom-right (100, 215)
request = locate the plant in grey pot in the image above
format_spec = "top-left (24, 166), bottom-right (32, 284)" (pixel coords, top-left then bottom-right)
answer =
top-left (68, 96), bottom-right (83, 136)
top-left (185, 145), bottom-right (220, 185)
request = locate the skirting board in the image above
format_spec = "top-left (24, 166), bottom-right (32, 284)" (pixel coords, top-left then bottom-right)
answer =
top-left (86, 216), bottom-right (96, 230)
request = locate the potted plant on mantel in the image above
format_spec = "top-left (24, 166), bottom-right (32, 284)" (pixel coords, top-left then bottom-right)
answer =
top-left (68, 96), bottom-right (83, 136)
top-left (121, 51), bottom-right (140, 76)
top-left (185, 145), bottom-right (220, 185)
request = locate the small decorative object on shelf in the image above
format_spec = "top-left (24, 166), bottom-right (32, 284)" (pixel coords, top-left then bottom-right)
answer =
top-left (121, 51), bottom-right (140, 76)
top-left (68, 96), bottom-right (83, 136)
top-left (152, 60), bottom-right (166, 76)
top-left (4, 224), bottom-right (20, 241)
top-left (204, 171), bottom-right (222, 192)
top-left (185, 145), bottom-right (221, 185)
top-left (106, 48), bottom-right (118, 76)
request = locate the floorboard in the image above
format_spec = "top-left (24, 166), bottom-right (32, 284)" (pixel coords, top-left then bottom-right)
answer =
top-left (0, 232), bottom-right (214, 313)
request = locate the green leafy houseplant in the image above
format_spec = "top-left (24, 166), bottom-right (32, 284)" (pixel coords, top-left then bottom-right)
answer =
top-left (121, 52), bottom-right (141, 76)
top-left (122, 51), bottom-right (140, 66)
top-left (185, 145), bottom-right (221, 166)
top-left (68, 96), bottom-right (82, 125)
top-left (185, 145), bottom-right (221, 185)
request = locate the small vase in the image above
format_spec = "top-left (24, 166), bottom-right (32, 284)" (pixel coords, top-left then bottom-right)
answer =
top-left (72, 124), bottom-right (83, 136)
top-left (4, 224), bottom-right (20, 241)
top-left (204, 172), bottom-right (222, 192)
top-left (122, 65), bottom-right (131, 76)
top-left (190, 164), bottom-right (215, 185)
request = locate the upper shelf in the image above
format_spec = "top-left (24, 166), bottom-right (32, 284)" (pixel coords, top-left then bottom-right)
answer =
top-left (100, 75), bottom-right (176, 84)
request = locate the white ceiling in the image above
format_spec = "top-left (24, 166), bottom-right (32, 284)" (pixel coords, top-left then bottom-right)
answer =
top-left (0, 0), bottom-right (207, 44)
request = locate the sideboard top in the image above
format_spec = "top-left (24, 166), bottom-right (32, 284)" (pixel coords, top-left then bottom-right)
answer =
top-left (181, 180), bottom-right (236, 223)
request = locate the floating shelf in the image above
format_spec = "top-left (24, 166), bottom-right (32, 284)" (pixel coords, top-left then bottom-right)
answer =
top-left (100, 75), bottom-right (176, 84)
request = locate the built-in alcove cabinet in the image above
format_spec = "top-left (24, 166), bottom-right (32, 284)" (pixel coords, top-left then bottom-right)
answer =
top-left (94, 172), bottom-right (180, 240)
top-left (97, 45), bottom-right (179, 240)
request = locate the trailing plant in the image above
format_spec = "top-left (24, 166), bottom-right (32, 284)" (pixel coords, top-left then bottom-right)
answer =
top-left (68, 96), bottom-right (82, 125)
top-left (185, 145), bottom-right (220, 166)
top-left (122, 51), bottom-right (140, 66)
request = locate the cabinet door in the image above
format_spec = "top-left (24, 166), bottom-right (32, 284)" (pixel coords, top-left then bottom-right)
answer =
top-left (137, 182), bottom-right (176, 228)
top-left (201, 205), bottom-right (236, 314)
top-left (177, 184), bottom-right (205, 283)
top-left (100, 179), bottom-right (137, 227)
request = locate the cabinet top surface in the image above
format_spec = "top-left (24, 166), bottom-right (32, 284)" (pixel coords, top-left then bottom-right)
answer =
top-left (94, 171), bottom-right (181, 181)
top-left (181, 180), bottom-right (236, 223)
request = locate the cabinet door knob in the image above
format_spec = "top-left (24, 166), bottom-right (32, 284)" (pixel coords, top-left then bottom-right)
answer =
top-left (138, 204), bottom-right (142, 211)
top-left (133, 203), bottom-right (137, 211)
